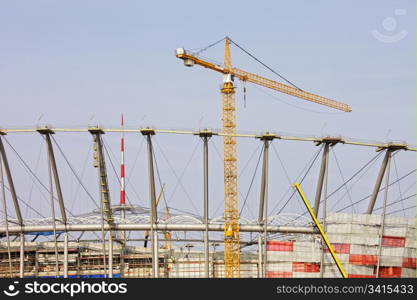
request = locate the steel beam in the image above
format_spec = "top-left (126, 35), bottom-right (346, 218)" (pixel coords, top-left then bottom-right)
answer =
top-left (319, 147), bottom-right (330, 278)
top-left (108, 232), bottom-right (113, 278)
top-left (0, 135), bottom-right (24, 277)
top-left (257, 235), bottom-right (262, 278)
top-left (198, 130), bottom-right (213, 278)
top-left (376, 151), bottom-right (391, 277)
top-left (35, 251), bottom-right (39, 277)
top-left (0, 223), bottom-right (317, 234)
top-left (0, 151), bottom-right (13, 277)
top-left (64, 232), bottom-right (68, 278)
top-left (71, 237), bottom-right (266, 245)
top-left (43, 130), bottom-right (60, 278)
top-left (367, 150), bottom-right (391, 214)
top-left (39, 129), bottom-right (67, 223)
top-left (257, 134), bottom-right (274, 278)
top-left (19, 233), bottom-right (24, 278)
top-left (141, 128), bottom-right (159, 278)
top-left (203, 135), bottom-right (209, 278)
top-left (0, 136), bottom-right (23, 225)
top-left (90, 128), bottom-right (113, 276)
top-left (313, 143), bottom-right (330, 216)
top-left (89, 129), bottom-right (115, 227)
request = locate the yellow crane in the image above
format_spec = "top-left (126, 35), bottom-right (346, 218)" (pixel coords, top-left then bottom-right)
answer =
top-left (175, 37), bottom-right (351, 278)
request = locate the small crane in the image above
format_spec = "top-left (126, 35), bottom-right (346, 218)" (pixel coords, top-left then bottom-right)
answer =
top-left (175, 37), bottom-right (351, 278)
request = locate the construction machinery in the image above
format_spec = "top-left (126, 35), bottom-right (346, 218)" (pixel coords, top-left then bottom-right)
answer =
top-left (176, 37), bottom-right (351, 278)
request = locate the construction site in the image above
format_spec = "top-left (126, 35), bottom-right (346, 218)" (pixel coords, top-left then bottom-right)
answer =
top-left (0, 37), bottom-right (415, 278)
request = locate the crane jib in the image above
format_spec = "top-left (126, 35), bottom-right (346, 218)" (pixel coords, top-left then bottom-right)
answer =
top-left (176, 51), bottom-right (352, 112)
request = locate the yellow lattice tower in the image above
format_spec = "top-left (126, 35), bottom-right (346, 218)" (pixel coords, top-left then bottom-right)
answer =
top-left (221, 37), bottom-right (240, 278)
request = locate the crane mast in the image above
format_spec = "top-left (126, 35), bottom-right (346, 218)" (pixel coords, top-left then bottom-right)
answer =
top-left (221, 38), bottom-right (240, 278)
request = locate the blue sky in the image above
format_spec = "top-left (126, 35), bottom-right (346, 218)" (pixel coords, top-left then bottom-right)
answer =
top-left (0, 1), bottom-right (415, 221)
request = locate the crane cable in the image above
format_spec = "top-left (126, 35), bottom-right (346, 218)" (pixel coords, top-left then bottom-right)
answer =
top-left (228, 37), bottom-right (303, 90)
top-left (270, 145), bottom-right (324, 215)
top-left (26, 139), bottom-right (44, 218)
top-left (152, 143), bottom-right (169, 210)
top-left (271, 143), bottom-right (305, 214)
top-left (386, 204), bottom-right (416, 215)
top-left (0, 184), bottom-right (45, 218)
top-left (192, 36), bottom-right (303, 91)
top-left (51, 136), bottom-right (99, 209)
top-left (275, 145), bottom-right (323, 215)
top-left (3, 137), bottom-right (77, 218)
top-left (210, 139), bottom-right (261, 219)
top-left (327, 151), bottom-right (383, 212)
top-left (392, 155), bottom-right (406, 216)
top-left (4, 137), bottom-right (55, 217)
top-left (331, 148), bottom-right (356, 213)
top-left (335, 169), bottom-right (416, 213)
top-left (239, 144), bottom-right (264, 217)
top-left (374, 192), bottom-right (416, 212)
top-left (125, 137), bottom-right (146, 205)
top-left (154, 138), bottom-right (201, 215)
top-left (191, 37), bottom-right (226, 55)
top-left (291, 151), bottom-right (389, 222)
top-left (70, 143), bottom-right (93, 213)
top-left (210, 138), bottom-right (254, 219)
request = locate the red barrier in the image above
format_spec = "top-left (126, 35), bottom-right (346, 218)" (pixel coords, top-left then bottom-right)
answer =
top-left (349, 254), bottom-right (378, 265)
top-left (292, 262), bottom-right (320, 273)
top-left (266, 241), bottom-right (294, 252)
top-left (402, 257), bottom-right (416, 268)
top-left (378, 266), bottom-right (402, 278)
top-left (382, 236), bottom-right (406, 248)
top-left (324, 243), bottom-right (350, 254)
top-left (266, 271), bottom-right (292, 278)
top-left (348, 274), bottom-right (376, 278)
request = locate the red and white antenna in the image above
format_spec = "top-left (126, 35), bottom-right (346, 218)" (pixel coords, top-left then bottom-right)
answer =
top-left (120, 113), bottom-right (126, 205)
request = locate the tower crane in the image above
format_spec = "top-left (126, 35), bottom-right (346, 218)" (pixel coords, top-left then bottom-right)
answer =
top-left (175, 37), bottom-right (351, 278)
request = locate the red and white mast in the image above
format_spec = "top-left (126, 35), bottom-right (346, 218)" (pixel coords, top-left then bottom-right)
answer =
top-left (120, 114), bottom-right (126, 245)
top-left (120, 114), bottom-right (126, 206)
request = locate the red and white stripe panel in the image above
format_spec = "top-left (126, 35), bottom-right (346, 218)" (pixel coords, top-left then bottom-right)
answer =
top-left (267, 262), bottom-right (321, 278)
top-left (266, 235), bottom-right (416, 278)
top-left (267, 241), bottom-right (321, 263)
top-left (266, 241), bottom-right (321, 278)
